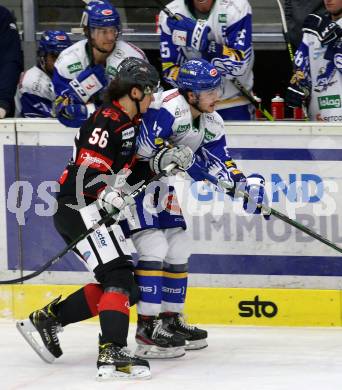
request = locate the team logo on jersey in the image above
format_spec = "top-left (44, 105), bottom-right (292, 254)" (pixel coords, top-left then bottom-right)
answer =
top-left (334, 54), bottom-right (342, 70)
top-left (101, 9), bottom-right (113, 16)
top-left (218, 14), bottom-right (227, 23)
top-left (67, 62), bottom-right (83, 74)
top-left (318, 95), bottom-right (341, 110)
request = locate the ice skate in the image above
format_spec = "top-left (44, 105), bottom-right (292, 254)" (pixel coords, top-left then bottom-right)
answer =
top-left (16, 296), bottom-right (63, 363)
top-left (160, 312), bottom-right (208, 350)
top-left (96, 339), bottom-right (151, 381)
top-left (135, 315), bottom-right (186, 359)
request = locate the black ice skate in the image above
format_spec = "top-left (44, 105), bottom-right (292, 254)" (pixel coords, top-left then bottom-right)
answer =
top-left (16, 296), bottom-right (63, 363)
top-left (97, 337), bottom-right (151, 380)
top-left (160, 312), bottom-right (208, 350)
top-left (135, 315), bottom-right (186, 359)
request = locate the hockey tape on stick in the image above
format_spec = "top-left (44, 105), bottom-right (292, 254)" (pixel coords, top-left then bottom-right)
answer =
top-left (200, 169), bottom-right (342, 255)
top-left (0, 163), bottom-right (177, 284)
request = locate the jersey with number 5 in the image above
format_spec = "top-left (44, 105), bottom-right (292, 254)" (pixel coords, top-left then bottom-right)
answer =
top-left (57, 101), bottom-right (139, 201)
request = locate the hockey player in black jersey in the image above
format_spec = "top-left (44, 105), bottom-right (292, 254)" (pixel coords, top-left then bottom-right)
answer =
top-left (15, 57), bottom-right (184, 381)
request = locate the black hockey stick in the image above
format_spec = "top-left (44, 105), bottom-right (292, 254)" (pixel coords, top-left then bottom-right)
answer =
top-left (157, 2), bottom-right (275, 121)
top-left (276, 0), bottom-right (309, 119)
top-left (200, 169), bottom-right (342, 255)
top-left (0, 163), bottom-right (176, 285)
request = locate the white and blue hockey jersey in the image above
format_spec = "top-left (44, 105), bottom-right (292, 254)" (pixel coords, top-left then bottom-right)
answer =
top-left (293, 18), bottom-right (342, 121)
top-left (138, 88), bottom-right (245, 185)
top-left (159, 0), bottom-right (254, 112)
top-left (15, 66), bottom-right (55, 118)
top-left (53, 39), bottom-right (147, 127)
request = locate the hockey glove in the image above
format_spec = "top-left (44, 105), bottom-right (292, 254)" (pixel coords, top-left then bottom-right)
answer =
top-left (243, 174), bottom-right (270, 220)
top-left (303, 14), bottom-right (342, 45)
top-left (98, 187), bottom-right (135, 214)
top-left (285, 84), bottom-right (306, 108)
top-left (150, 145), bottom-right (194, 175)
top-left (69, 64), bottom-right (107, 103)
top-left (167, 14), bottom-right (210, 51)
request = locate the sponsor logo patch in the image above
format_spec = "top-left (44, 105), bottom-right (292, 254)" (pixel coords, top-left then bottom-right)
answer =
top-left (122, 127), bottom-right (135, 140)
top-left (318, 95), bottom-right (341, 110)
top-left (218, 14), bottom-right (227, 23)
top-left (67, 62), bottom-right (83, 74)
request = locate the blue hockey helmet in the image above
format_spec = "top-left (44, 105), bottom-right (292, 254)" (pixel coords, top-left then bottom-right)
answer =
top-left (177, 59), bottom-right (221, 93)
top-left (38, 30), bottom-right (71, 57)
top-left (81, 1), bottom-right (121, 31)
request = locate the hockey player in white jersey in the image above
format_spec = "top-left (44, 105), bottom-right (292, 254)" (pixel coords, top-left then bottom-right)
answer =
top-left (53, 0), bottom-right (147, 128)
top-left (127, 59), bottom-right (268, 359)
top-left (159, 0), bottom-right (254, 120)
top-left (286, 0), bottom-right (342, 121)
top-left (15, 30), bottom-right (71, 118)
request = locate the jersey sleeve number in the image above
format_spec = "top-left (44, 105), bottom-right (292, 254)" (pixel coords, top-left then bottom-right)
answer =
top-left (160, 41), bottom-right (171, 58)
top-left (88, 128), bottom-right (109, 148)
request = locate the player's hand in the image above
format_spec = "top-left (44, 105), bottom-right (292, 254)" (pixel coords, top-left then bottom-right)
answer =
top-left (243, 174), bottom-right (270, 220)
top-left (150, 145), bottom-right (194, 175)
top-left (98, 187), bottom-right (135, 214)
top-left (303, 14), bottom-right (342, 45)
top-left (69, 64), bottom-right (107, 103)
top-left (167, 14), bottom-right (210, 51)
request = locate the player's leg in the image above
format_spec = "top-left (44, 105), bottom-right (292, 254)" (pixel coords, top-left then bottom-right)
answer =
top-left (132, 228), bottom-right (186, 359)
top-left (160, 227), bottom-right (208, 350)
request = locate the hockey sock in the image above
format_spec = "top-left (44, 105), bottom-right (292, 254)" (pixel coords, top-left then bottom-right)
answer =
top-left (55, 283), bottom-right (103, 327)
top-left (161, 262), bottom-right (188, 313)
top-left (134, 260), bottom-right (163, 315)
top-left (98, 290), bottom-right (129, 347)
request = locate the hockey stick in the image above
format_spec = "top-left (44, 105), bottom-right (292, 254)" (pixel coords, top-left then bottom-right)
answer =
top-left (200, 169), bottom-right (342, 255)
top-left (276, 0), bottom-right (295, 62)
top-left (156, 2), bottom-right (275, 121)
top-left (276, 0), bottom-right (309, 119)
top-left (0, 163), bottom-right (176, 285)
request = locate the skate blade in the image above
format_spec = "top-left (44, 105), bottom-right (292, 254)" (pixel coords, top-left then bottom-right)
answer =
top-left (96, 365), bottom-right (151, 381)
top-left (185, 338), bottom-right (208, 351)
top-left (135, 344), bottom-right (185, 359)
top-left (16, 319), bottom-right (55, 364)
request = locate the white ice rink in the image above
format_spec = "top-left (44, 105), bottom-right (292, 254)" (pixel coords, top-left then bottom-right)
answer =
top-left (2, 320), bottom-right (342, 390)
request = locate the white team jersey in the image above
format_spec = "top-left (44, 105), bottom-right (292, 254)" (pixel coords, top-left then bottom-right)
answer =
top-left (295, 18), bottom-right (342, 121)
top-left (15, 66), bottom-right (55, 117)
top-left (54, 39), bottom-right (147, 83)
top-left (159, 0), bottom-right (254, 109)
top-left (138, 88), bottom-right (226, 159)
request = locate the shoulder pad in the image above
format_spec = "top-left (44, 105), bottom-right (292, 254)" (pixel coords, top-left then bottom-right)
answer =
top-left (54, 40), bottom-right (87, 79)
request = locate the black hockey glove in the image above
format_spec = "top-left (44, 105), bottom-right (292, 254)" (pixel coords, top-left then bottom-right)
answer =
top-left (285, 85), bottom-right (306, 108)
top-left (303, 14), bottom-right (342, 45)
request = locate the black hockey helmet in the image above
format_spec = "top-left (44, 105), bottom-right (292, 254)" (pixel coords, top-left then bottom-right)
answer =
top-left (117, 57), bottom-right (160, 95)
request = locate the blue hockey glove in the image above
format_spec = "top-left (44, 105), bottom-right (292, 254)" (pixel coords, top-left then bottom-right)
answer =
top-left (243, 174), bottom-right (270, 220)
top-left (69, 64), bottom-right (107, 103)
top-left (303, 14), bottom-right (342, 45)
top-left (167, 14), bottom-right (210, 51)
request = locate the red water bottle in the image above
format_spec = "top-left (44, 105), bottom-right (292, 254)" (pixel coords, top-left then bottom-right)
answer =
top-left (254, 95), bottom-right (263, 119)
top-left (293, 107), bottom-right (304, 120)
top-left (271, 94), bottom-right (285, 120)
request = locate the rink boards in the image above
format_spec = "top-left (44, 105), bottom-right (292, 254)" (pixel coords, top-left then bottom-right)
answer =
top-left (0, 284), bottom-right (341, 326)
top-left (0, 119), bottom-right (342, 325)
